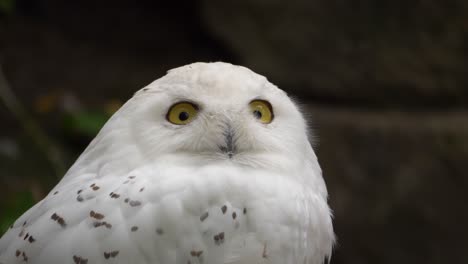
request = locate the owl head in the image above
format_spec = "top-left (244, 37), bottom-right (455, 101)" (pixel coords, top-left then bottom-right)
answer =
top-left (75, 62), bottom-right (318, 176)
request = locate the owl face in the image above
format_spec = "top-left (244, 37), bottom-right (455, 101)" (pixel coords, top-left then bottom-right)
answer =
top-left (118, 62), bottom-right (310, 167)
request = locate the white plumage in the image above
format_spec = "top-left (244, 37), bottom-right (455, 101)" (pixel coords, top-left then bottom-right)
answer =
top-left (0, 62), bottom-right (334, 264)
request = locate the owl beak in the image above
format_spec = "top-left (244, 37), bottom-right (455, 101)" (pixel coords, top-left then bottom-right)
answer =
top-left (219, 124), bottom-right (236, 158)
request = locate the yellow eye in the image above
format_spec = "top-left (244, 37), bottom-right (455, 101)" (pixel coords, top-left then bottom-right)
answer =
top-left (249, 100), bottom-right (274, 124)
top-left (166, 102), bottom-right (198, 125)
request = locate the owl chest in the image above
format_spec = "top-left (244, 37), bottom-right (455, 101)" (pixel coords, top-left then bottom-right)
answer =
top-left (3, 166), bottom-right (309, 264)
top-left (122, 167), bottom-right (310, 264)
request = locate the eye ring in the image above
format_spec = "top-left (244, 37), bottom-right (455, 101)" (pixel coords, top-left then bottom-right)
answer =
top-left (249, 100), bottom-right (274, 124)
top-left (166, 101), bottom-right (199, 125)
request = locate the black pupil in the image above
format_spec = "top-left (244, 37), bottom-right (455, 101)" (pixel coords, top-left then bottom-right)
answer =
top-left (253, 110), bottom-right (262, 119)
top-left (179, 111), bottom-right (189, 121)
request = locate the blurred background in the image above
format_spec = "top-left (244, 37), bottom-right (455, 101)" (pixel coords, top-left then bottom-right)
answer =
top-left (0, 0), bottom-right (467, 263)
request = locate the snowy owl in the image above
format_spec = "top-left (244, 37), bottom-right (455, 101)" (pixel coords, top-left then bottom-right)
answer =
top-left (0, 62), bottom-right (334, 264)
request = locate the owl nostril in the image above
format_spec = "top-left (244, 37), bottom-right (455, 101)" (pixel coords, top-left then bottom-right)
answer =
top-left (219, 123), bottom-right (236, 158)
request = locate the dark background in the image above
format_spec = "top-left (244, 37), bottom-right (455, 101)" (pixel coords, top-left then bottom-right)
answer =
top-left (1, 1), bottom-right (467, 263)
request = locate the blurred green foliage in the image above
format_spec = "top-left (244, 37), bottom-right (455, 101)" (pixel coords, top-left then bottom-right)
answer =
top-left (0, 105), bottom-right (112, 236)
top-left (0, 0), bottom-right (14, 14)
top-left (0, 110), bottom-right (111, 237)
top-left (63, 111), bottom-right (111, 137)
top-left (0, 191), bottom-right (35, 235)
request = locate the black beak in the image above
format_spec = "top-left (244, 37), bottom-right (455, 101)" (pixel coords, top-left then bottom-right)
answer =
top-left (219, 124), bottom-right (236, 158)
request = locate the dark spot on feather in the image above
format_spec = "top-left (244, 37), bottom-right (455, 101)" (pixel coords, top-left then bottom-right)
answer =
top-left (129, 176), bottom-right (136, 179)
top-left (131, 226), bottom-right (138, 232)
top-left (214, 232), bottom-right (225, 245)
top-left (110, 192), bottom-right (120, 199)
top-left (15, 250), bottom-right (20, 257)
top-left (57, 218), bottom-right (66, 227)
top-left (243, 208), bottom-right (247, 214)
top-left (200, 212), bottom-right (209, 222)
top-left (139, 187), bottom-right (144, 192)
top-left (262, 243), bottom-right (268, 259)
top-left (90, 210), bottom-right (105, 220)
top-left (53, 191), bottom-right (59, 195)
top-left (156, 228), bottom-right (164, 235)
top-left (124, 198), bottom-right (129, 203)
top-left (28, 236), bottom-right (35, 243)
top-left (93, 221), bottom-right (112, 229)
top-left (190, 250), bottom-right (203, 257)
top-left (77, 189), bottom-right (82, 194)
top-left (77, 196), bottom-right (84, 202)
top-left (104, 251), bottom-right (119, 259)
top-left (18, 229), bottom-right (24, 237)
top-left (123, 180), bottom-right (129, 184)
top-left (90, 183), bottom-right (95, 187)
top-left (23, 221), bottom-right (27, 226)
top-left (51, 213), bottom-right (67, 227)
top-left (221, 205), bottom-right (227, 214)
top-left (92, 186), bottom-right (100, 191)
top-left (129, 200), bottom-right (141, 207)
top-left (23, 233), bottom-right (29, 240)
top-left (21, 251), bottom-right (28, 262)
top-left (232, 212), bottom-right (237, 219)
top-left (73, 255), bottom-right (88, 264)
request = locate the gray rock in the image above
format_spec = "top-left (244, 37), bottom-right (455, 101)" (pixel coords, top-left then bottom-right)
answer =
top-left (202, 0), bottom-right (468, 105)
top-left (306, 104), bottom-right (468, 264)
